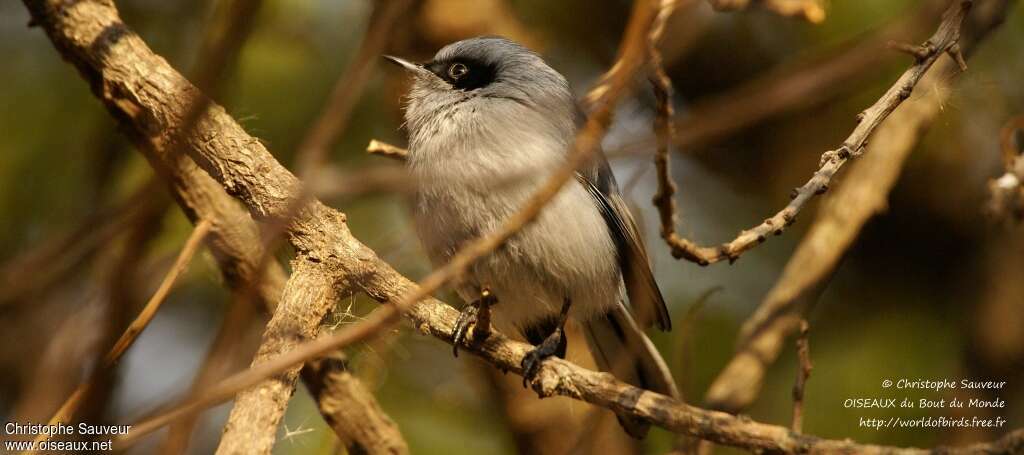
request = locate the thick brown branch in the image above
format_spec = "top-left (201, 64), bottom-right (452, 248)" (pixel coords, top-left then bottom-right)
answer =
top-left (217, 264), bottom-right (339, 455)
top-left (212, 0), bottom-right (413, 450)
top-left (364, 268), bottom-right (1023, 454)
top-left (653, 0), bottom-right (974, 266)
top-left (22, 1), bottom-right (407, 453)
top-left (301, 353), bottom-right (408, 455)
top-left (123, 262), bottom-right (1024, 454)
top-left (164, 153), bottom-right (409, 453)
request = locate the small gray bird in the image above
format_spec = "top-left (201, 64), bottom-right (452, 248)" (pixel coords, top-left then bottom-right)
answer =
top-left (386, 37), bottom-right (678, 438)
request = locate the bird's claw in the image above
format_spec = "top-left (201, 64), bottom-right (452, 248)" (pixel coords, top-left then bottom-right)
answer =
top-left (452, 289), bottom-right (497, 357)
top-left (452, 306), bottom-right (478, 357)
top-left (521, 298), bottom-right (571, 388)
top-left (520, 328), bottom-right (565, 388)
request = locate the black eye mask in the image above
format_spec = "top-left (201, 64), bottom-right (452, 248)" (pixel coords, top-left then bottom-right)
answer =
top-left (425, 57), bottom-right (497, 91)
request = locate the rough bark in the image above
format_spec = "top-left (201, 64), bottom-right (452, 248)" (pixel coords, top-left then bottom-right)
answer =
top-left (302, 353), bottom-right (409, 455)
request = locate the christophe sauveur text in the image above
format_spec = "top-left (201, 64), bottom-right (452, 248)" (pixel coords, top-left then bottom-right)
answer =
top-left (4, 422), bottom-right (130, 452)
top-left (5, 422), bottom-right (130, 436)
top-left (845, 378), bottom-right (1008, 409)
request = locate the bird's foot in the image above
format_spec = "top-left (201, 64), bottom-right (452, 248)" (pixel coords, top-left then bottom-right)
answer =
top-left (521, 298), bottom-right (572, 387)
top-left (520, 327), bottom-right (567, 387)
top-left (452, 289), bottom-right (497, 357)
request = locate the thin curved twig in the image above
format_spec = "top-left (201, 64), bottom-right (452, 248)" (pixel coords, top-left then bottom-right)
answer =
top-left (653, 0), bottom-right (975, 266)
top-left (28, 220), bottom-right (212, 451)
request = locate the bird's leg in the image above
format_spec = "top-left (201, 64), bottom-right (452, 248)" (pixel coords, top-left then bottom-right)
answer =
top-left (521, 298), bottom-right (572, 387)
top-left (452, 288), bottom-right (497, 357)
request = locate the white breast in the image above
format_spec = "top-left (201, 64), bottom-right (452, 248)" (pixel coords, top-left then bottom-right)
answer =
top-left (407, 98), bottom-right (622, 333)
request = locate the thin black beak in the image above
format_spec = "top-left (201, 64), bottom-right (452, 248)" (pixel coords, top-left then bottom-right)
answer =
top-left (382, 55), bottom-right (421, 72)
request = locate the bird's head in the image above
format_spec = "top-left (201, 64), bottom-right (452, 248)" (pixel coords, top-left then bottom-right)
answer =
top-left (385, 37), bottom-right (575, 145)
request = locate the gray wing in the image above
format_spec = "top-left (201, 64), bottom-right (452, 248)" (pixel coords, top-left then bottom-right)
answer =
top-left (577, 155), bottom-right (671, 331)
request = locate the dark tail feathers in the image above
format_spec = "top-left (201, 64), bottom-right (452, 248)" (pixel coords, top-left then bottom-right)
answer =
top-left (582, 302), bottom-right (679, 438)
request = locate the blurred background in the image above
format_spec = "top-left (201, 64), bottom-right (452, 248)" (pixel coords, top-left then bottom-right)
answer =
top-left (1, 0), bottom-right (1023, 453)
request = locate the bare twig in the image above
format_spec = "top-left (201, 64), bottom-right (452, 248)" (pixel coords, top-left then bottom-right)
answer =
top-left (652, 0), bottom-right (974, 266)
top-left (705, 0), bottom-right (1014, 413)
top-left (29, 220), bottom-right (212, 450)
top-left (706, 0), bottom-right (825, 23)
top-left (36, 192), bottom-right (169, 443)
top-left (108, 221), bottom-right (212, 362)
top-left (648, 4), bottom-right (699, 453)
top-left (366, 139), bottom-right (410, 161)
top-left (791, 320), bottom-right (811, 433)
top-left (560, 55), bottom-right (686, 440)
top-left (705, 66), bottom-right (956, 411)
top-left (649, 0), bottom-right (682, 262)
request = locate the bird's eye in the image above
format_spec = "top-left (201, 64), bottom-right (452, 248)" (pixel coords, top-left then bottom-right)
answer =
top-left (448, 63), bottom-right (469, 79)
